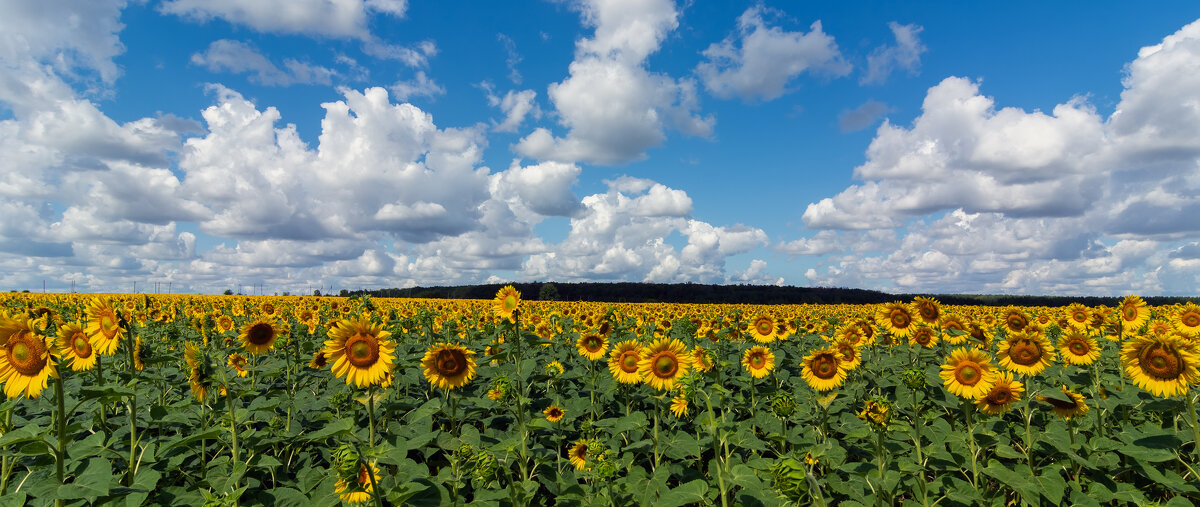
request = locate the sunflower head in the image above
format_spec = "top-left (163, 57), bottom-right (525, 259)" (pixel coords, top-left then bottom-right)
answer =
top-left (801, 347), bottom-right (847, 392)
top-left (577, 334), bottom-right (609, 361)
top-left (569, 439), bottom-right (591, 471)
top-left (908, 325), bottom-right (939, 348)
top-left (1038, 386), bottom-right (1089, 420)
top-left (421, 342), bottom-right (478, 391)
top-left (1057, 330), bottom-right (1101, 366)
top-left (876, 302), bottom-right (915, 338)
top-left (742, 345), bottom-right (776, 379)
top-left (57, 321), bottom-right (97, 372)
top-left (238, 319), bottom-right (287, 355)
top-left (669, 395), bottom-right (689, 418)
top-left (637, 338), bottom-right (692, 391)
top-left (84, 297), bottom-right (125, 356)
top-left (608, 341), bottom-right (644, 384)
top-left (1117, 295), bottom-right (1150, 334)
top-left (493, 285), bottom-right (521, 322)
top-left (975, 372), bottom-right (1024, 415)
top-left (325, 317), bottom-right (396, 388)
top-left (543, 405), bottom-right (565, 423)
top-left (0, 316), bottom-right (57, 399)
top-left (911, 297), bottom-right (941, 324)
top-left (939, 347), bottom-right (997, 400)
top-left (1172, 303), bottom-right (1200, 338)
top-left (997, 333), bottom-right (1056, 376)
top-left (1121, 333), bottom-right (1199, 398)
top-left (857, 398), bottom-right (891, 428)
top-left (749, 315), bottom-right (777, 343)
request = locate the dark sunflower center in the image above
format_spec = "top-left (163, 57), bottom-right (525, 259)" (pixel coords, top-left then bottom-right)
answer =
top-left (345, 333), bottom-right (380, 367)
top-left (1008, 316), bottom-right (1026, 330)
top-left (1010, 341), bottom-right (1042, 365)
top-left (653, 354), bottom-right (678, 378)
top-left (919, 307), bottom-right (938, 321)
top-left (574, 445), bottom-right (588, 460)
top-left (503, 295), bottom-right (517, 311)
top-left (72, 333), bottom-right (93, 358)
top-left (357, 464), bottom-right (371, 486)
top-left (1045, 396), bottom-right (1078, 410)
top-left (1072, 311), bottom-right (1088, 323)
top-left (890, 311), bottom-right (910, 328)
top-left (1068, 339), bottom-right (1089, 356)
top-left (246, 323), bottom-right (275, 346)
top-left (756, 320), bottom-right (773, 335)
top-left (750, 353), bottom-right (766, 368)
top-left (99, 312), bottom-right (119, 338)
top-left (955, 362), bottom-right (981, 385)
top-left (436, 349), bottom-right (467, 376)
top-left (812, 354), bottom-right (838, 379)
top-left (583, 336), bottom-right (602, 352)
top-left (990, 389), bottom-right (1012, 404)
top-left (7, 333), bottom-right (47, 376)
top-left (262, 304), bottom-right (275, 315)
top-left (1140, 344), bottom-right (1182, 379)
top-left (914, 331), bottom-right (932, 345)
top-left (1182, 312), bottom-right (1200, 327)
top-left (620, 352), bottom-right (639, 372)
top-left (1122, 305), bottom-right (1138, 321)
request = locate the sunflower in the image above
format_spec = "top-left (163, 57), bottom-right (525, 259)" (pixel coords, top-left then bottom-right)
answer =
top-left (670, 395), bottom-right (689, 418)
top-left (543, 405), bottom-right (565, 423)
top-left (1117, 295), bottom-right (1150, 334)
top-left (0, 316), bottom-right (56, 399)
top-left (325, 317), bottom-right (396, 388)
top-left (545, 360), bottom-right (565, 376)
top-left (335, 461), bottom-right (380, 505)
top-left (308, 350), bottom-right (327, 369)
top-left (215, 314), bottom-right (235, 334)
top-left (940, 348), bottom-right (997, 400)
top-left (801, 347), bottom-right (847, 392)
top-left (493, 285), bottom-right (521, 322)
top-left (1002, 308), bottom-right (1030, 335)
top-left (911, 296), bottom-right (941, 325)
top-left (228, 353), bottom-right (249, 378)
top-left (876, 302), bottom-right (916, 339)
top-left (84, 297), bottom-right (125, 356)
top-left (940, 315), bottom-right (970, 345)
top-left (569, 439), bottom-right (590, 471)
top-left (965, 321), bottom-right (994, 350)
top-left (184, 342), bottom-right (215, 402)
top-left (1038, 386), bottom-right (1089, 420)
top-left (748, 314), bottom-right (777, 343)
top-left (692, 345), bottom-right (715, 373)
top-left (420, 342), bottom-right (478, 391)
top-left (238, 319), bottom-right (286, 355)
top-left (1057, 330), bottom-right (1101, 366)
top-left (742, 346), bottom-right (775, 379)
top-left (833, 339), bottom-right (863, 371)
top-left (1121, 333), bottom-right (1199, 398)
top-left (57, 322), bottom-right (97, 371)
top-left (638, 338), bottom-right (692, 391)
top-left (132, 336), bottom-right (145, 371)
top-left (1171, 303), bottom-right (1200, 339)
top-left (997, 333), bottom-right (1056, 376)
top-left (577, 333), bottom-right (609, 361)
top-left (1063, 303), bottom-right (1091, 331)
top-left (605, 341), bottom-right (643, 384)
top-left (908, 325), bottom-right (939, 348)
top-left (975, 372), bottom-right (1024, 415)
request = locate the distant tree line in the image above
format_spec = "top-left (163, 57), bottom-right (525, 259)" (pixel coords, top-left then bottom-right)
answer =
top-left (342, 282), bottom-right (1199, 307)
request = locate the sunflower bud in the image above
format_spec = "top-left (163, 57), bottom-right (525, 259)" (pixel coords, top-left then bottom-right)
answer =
top-left (473, 451), bottom-right (499, 483)
top-left (770, 457), bottom-right (810, 501)
top-left (902, 368), bottom-right (925, 389)
top-left (770, 392), bottom-right (796, 418)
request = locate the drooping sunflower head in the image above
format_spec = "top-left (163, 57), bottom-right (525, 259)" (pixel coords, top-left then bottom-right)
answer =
top-left (975, 372), bottom-right (1024, 416)
top-left (911, 296), bottom-right (941, 325)
top-left (184, 342), bottom-right (215, 402)
top-left (692, 345), bottom-right (715, 373)
top-left (1121, 333), bottom-right (1199, 398)
top-left (857, 398), bottom-right (891, 427)
top-left (1057, 329), bottom-right (1101, 366)
top-left (577, 333), bottom-right (609, 361)
top-left (308, 350), bottom-right (327, 369)
top-left (939, 315), bottom-right (969, 345)
top-left (84, 297), bottom-right (124, 356)
top-left (876, 302), bottom-right (915, 338)
top-left (493, 285), bottom-right (521, 322)
top-left (670, 395), bottom-right (689, 418)
top-left (1117, 295), bottom-right (1150, 334)
top-left (939, 347), bottom-right (997, 400)
top-left (543, 405), bottom-right (565, 423)
top-left (742, 345), bottom-right (775, 379)
top-left (1038, 385), bottom-right (1089, 420)
top-left (420, 342), bottom-right (478, 391)
top-left (238, 319), bottom-right (286, 355)
top-left (569, 439), bottom-right (590, 471)
top-left (57, 321), bottom-right (97, 372)
top-left (801, 347), bottom-right (847, 392)
top-left (334, 461), bottom-right (380, 505)
top-left (997, 333), bottom-right (1056, 376)
top-left (1172, 303), bottom-right (1200, 339)
top-left (0, 316), bottom-right (56, 399)
top-left (228, 352), bottom-right (249, 378)
top-left (965, 322), bottom-right (994, 350)
top-left (325, 317), bottom-right (396, 388)
top-left (637, 338), bottom-right (692, 391)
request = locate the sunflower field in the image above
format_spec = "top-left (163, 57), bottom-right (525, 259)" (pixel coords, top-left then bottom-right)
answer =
top-left (0, 290), bottom-right (1198, 506)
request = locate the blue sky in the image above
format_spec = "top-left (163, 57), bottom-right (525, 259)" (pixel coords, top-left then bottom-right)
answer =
top-left (3, 1), bottom-right (1200, 296)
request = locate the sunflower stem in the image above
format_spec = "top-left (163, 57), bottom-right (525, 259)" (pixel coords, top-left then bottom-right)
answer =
top-left (700, 389), bottom-right (729, 507)
top-left (963, 401), bottom-right (978, 488)
top-left (54, 368), bottom-right (67, 507)
top-left (0, 407), bottom-right (11, 495)
top-left (910, 383), bottom-right (929, 507)
top-left (218, 367), bottom-right (240, 491)
top-left (652, 396), bottom-right (661, 473)
top-left (125, 324), bottom-right (139, 487)
top-left (368, 385), bottom-right (377, 448)
top-left (1186, 391), bottom-right (1200, 464)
